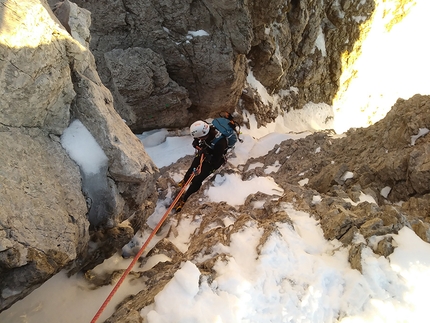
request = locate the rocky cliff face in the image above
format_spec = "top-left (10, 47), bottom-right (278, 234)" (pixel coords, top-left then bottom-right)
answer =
top-left (73, 0), bottom-right (376, 131)
top-left (93, 94), bottom-right (430, 322)
top-left (257, 94), bottom-right (430, 243)
top-left (0, 0), bottom-right (426, 317)
top-left (0, 0), bottom-right (158, 311)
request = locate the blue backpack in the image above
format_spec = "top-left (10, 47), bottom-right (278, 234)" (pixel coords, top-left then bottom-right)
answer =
top-left (210, 117), bottom-right (238, 149)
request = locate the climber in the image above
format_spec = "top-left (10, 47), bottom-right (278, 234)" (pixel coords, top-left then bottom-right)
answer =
top-left (174, 120), bottom-right (229, 212)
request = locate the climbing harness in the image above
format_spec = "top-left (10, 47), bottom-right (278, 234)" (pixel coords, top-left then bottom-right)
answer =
top-left (90, 154), bottom-right (204, 323)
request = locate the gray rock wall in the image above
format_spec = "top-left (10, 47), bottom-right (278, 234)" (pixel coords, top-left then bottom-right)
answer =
top-left (0, 0), bottom-right (158, 311)
top-left (73, 0), bottom-right (375, 130)
top-left (70, 0), bottom-right (254, 129)
top-left (0, 1), bottom-right (86, 308)
top-left (103, 47), bottom-right (191, 133)
top-left (0, 128), bottom-right (88, 310)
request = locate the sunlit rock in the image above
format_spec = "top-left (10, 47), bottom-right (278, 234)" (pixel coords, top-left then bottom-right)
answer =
top-left (0, 0), bottom-right (158, 311)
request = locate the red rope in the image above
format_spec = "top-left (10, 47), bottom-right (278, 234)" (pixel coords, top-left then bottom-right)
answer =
top-left (90, 154), bottom-right (204, 323)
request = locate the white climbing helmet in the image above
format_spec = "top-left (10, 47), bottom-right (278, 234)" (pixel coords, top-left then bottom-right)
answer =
top-left (190, 120), bottom-right (210, 138)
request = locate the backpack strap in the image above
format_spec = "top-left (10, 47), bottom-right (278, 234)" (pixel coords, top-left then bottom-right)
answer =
top-left (206, 129), bottom-right (226, 150)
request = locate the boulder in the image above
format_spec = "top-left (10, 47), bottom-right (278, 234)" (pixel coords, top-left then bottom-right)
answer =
top-left (373, 237), bottom-right (395, 257)
top-left (103, 47), bottom-right (191, 132)
top-left (348, 243), bottom-right (365, 273)
top-left (0, 128), bottom-right (88, 310)
top-left (411, 221), bottom-right (430, 243)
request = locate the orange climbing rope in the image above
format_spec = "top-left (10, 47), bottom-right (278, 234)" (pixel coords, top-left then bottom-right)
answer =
top-left (90, 154), bottom-right (204, 323)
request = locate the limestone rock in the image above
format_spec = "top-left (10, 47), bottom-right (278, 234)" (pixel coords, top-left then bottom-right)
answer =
top-left (401, 194), bottom-right (430, 218)
top-left (51, 0), bottom-right (160, 230)
top-left (270, 95), bottom-right (430, 202)
top-left (408, 143), bottom-right (430, 195)
top-left (0, 0), bottom-right (159, 311)
top-left (373, 237), bottom-right (395, 257)
top-left (145, 238), bottom-right (183, 263)
top-left (360, 218), bottom-right (385, 238)
top-left (73, 0), bottom-right (250, 128)
top-left (348, 243), bottom-right (365, 273)
top-left (310, 163), bottom-right (350, 194)
top-left (104, 47), bottom-right (191, 132)
top-left (319, 207), bottom-right (359, 240)
top-left (52, 0), bottom-right (92, 49)
top-left (242, 95), bottom-right (430, 244)
top-left (339, 226), bottom-right (359, 246)
top-left (2, 0), bottom-right (430, 320)
top-left (0, 1), bottom-right (75, 135)
top-left (0, 128), bottom-right (88, 310)
top-left (91, 95), bottom-right (430, 322)
top-left (71, 0), bottom-right (376, 130)
top-left (72, 224), bottom-right (135, 274)
top-left (411, 221), bottom-right (430, 243)
top-left (61, 4), bottom-right (160, 229)
top-left (52, 0), bottom-right (72, 35)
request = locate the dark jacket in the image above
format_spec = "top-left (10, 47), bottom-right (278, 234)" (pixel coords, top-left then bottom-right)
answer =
top-left (181, 126), bottom-right (228, 202)
top-left (193, 126), bottom-right (228, 169)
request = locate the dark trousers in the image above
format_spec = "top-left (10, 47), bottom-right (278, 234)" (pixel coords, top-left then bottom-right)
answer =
top-left (182, 157), bottom-right (219, 201)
